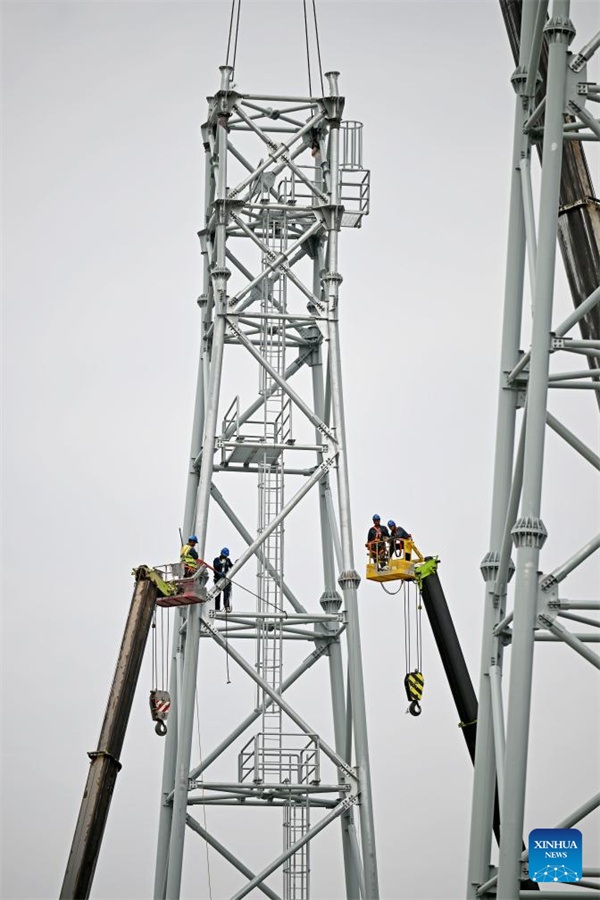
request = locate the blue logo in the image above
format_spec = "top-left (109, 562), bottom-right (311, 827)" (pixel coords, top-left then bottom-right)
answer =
top-left (529, 828), bottom-right (582, 883)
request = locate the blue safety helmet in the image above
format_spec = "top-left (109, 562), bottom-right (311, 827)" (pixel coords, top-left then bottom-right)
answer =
top-left (388, 520), bottom-right (395, 527)
top-left (372, 514), bottom-right (381, 521)
top-left (221, 547), bottom-right (230, 557)
top-left (188, 535), bottom-right (198, 543)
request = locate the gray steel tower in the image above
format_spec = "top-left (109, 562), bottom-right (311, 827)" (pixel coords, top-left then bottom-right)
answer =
top-left (153, 64), bottom-right (378, 900)
top-left (467, 2), bottom-right (600, 898)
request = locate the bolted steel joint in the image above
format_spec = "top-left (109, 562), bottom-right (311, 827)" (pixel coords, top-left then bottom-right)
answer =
top-left (544, 16), bottom-right (576, 45)
top-left (322, 271), bottom-right (343, 286)
top-left (511, 516), bottom-right (548, 549)
top-left (338, 569), bottom-right (361, 590)
top-left (479, 551), bottom-right (515, 584)
top-left (210, 265), bottom-right (231, 282)
top-left (196, 294), bottom-right (208, 308)
top-left (320, 591), bottom-right (342, 613)
top-left (510, 65), bottom-right (529, 95)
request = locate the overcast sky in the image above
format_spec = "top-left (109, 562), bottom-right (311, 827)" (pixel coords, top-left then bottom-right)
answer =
top-left (2, 2), bottom-right (599, 899)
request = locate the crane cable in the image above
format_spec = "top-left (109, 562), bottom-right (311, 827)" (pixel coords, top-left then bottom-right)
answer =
top-left (225, 0), bottom-right (243, 73)
top-left (225, 0), bottom-right (324, 97)
top-left (151, 607), bottom-right (170, 692)
top-left (403, 580), bottom-right (424, 716)
top-left (302, 0), bottom-right (325, 97)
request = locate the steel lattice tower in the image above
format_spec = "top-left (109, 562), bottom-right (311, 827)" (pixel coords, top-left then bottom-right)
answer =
top-left (153, 65), bottom-right (378, 900)
top-left (467, 2), bottom-right (600, 898)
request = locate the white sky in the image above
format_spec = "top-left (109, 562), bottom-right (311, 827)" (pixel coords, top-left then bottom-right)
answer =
top-left (2, 2), bottom-right (599, 899)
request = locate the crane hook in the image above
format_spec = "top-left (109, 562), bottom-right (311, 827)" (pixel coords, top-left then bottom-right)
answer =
top-left (409, 700), bottom-right (422, 717)
top-left (155, 720), bottom-right (168, 737)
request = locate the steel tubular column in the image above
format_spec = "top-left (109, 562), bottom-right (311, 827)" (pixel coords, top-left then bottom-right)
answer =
top-left (323, 72), bottom-right (379, 899)
top-left (153, 132), bottom-right (214, 899)
top-left (466, 5), bottom-right (535, 895)
top-left (164, 88), bottom-right (231, 897)
top-left (497, 4), bottom-right (575, 897)
top-left (312, 341), bottom-right (360, 899)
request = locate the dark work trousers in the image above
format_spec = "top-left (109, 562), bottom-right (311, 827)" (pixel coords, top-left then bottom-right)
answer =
top-left (214, 581), bottom-right (232, 611)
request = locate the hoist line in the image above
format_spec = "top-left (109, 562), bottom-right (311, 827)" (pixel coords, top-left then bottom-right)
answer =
top-left (311, 0), bottom-right (325, 97)
top-left (151, 609), bottom-right (157, 691)
top-left (416, 582), bottom-right (423, 674)
top-left (302, 0), bottom-right (313, 97)
top-left (160, 608), bottom-right (165, 691)
top-left (224, 0), bottom-right (236, 68)
top-left (232, 0), bottom-right (242, 72)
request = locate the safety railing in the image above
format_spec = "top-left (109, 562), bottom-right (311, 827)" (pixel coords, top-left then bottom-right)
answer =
top-left (238, 733), bottom-right (321, 785)
top-left (366, 537), bottom-right (421, 566)
top-left (278, 165), bottom-right (370, 228)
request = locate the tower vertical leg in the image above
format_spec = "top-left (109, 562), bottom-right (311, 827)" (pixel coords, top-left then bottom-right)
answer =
top-left (323, 75), bottom-right (379, 899)
top-left (466, 2), bottom-right (535, 893)
top-left (497, 4), bottom-right (575, 897)
top-left (165, 99), bottom-right (231, 898)
top-left (312, 348), bottom-right (360, 900)
top-left (154, 135), bottom-right (214, 900)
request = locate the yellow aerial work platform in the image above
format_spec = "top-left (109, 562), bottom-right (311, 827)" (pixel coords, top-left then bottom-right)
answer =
top-left (365, 539), bottom-right (425, 583)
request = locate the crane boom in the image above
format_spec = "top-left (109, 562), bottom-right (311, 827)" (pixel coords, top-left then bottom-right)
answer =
top-left (60, 570), bottom-right (159, 899)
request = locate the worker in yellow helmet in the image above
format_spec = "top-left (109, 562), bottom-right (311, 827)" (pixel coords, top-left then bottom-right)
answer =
top-left (180, 535), bottom-right (200, 577)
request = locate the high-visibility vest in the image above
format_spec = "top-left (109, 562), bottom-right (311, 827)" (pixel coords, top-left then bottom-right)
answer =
top-left (180, 544), bottom-right (199, 569)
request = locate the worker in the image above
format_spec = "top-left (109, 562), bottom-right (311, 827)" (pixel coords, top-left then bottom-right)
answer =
top-left (388, 520), bottom-right (412, 560)
top-left (213, 547), bottom-right (233, 612)
top-left (180, 535), bottom-right (200, 577)
top-left (366, 515), bottom-right (390, 570)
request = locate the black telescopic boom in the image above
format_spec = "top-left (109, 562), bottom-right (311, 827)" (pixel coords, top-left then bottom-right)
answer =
top-left (419, 563), bottom-right (538, 890)
top-left (60, 570), bottom-right (158, 899)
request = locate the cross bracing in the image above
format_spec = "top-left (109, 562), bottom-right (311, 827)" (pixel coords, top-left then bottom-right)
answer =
top-left (467, 3), bottom-right (600, 899)
top-left (153, 66), bottom-right (378, 900)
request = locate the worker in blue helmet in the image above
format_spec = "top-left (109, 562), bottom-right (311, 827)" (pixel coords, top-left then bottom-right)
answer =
top-left (213, 547), bottom-right (233, 612)
top-left (366, 515), bottom-right (390, 570)
top-left (180, 535), bottom-right (200, 577)
top-left (387, 520), bottom-right (412, 560)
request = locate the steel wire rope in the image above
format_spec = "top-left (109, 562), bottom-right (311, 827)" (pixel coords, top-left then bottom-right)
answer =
top-left (194, 688), bottom-right (214, 900)
top-left (224, 0), bottom-right (237, 68)
top-left (311, 0), bottom-right (325, 97)
top-left (232, 0), bottom-right (242, 73)
top-left (151, 609), bottom-right (157, 690)
top-left (403, 581), bottom-right (411, 673)
top-left (302, 0), bottom-right (313, 97)
top-left (415, 582), bottom-right (423, 674)
top-left (165, 608), bottom-right (170, 689)
top-left (160, 608), bottom-right (165, 691)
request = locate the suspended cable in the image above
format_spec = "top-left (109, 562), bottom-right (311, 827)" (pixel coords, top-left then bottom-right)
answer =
top-left (302, 0), bottom-right (313, 97)
top-left (311, 0), bottom-right (325, 97)
top-left (224, 0), bottom-right (236, 67)
top-left (151, 610), bottom-right (157, 690)
top-left (380, 581), bottom-right (402, 596)
top-left (231, 0), bottom-right (243, 74)
top-left (160, 608), bottom-right (165, 691)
